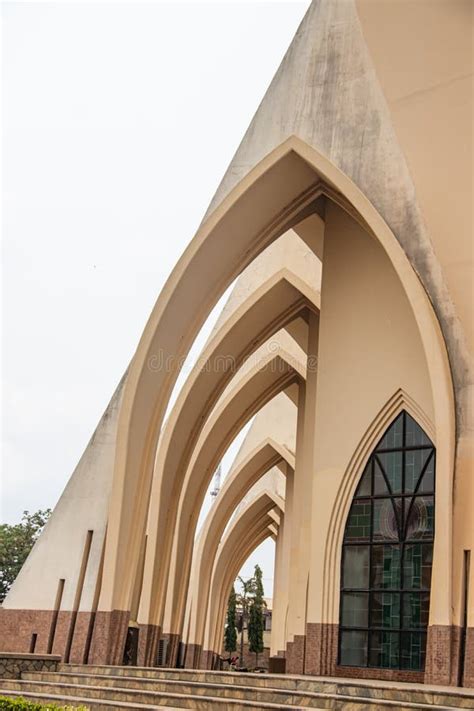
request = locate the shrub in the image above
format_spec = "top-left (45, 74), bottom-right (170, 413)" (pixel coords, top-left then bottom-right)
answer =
top-left (0, 697), bottom-right (88, 711)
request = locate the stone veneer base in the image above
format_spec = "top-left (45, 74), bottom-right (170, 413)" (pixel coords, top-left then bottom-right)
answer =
top-left (0, 654), bottom-right (61, 680)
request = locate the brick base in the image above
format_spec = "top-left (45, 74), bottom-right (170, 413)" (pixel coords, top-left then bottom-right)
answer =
top-left (183, 643), bottom-right (201, 669)
top-left (305, 622), bottom-right (338, 675)
top-left (0, 608), bottom-right (130, 666)
top-left (335, 664), bottom-right (424, 683)
top-left (137, 623), bottom-right (160, 666)
top-left (286, 634), bottom-right (305, 674)
top-left (69, 612), bottom-right (94, 664)
top-left (51, 611), bottom-right (72, 658)
top-left (464, 627), bottom-right (474, 688)
top-left (0, 609), bottom-right (54, 655)
top-left (424, 624), bottom-right (474, 687)
top-left (88, 609), bottom-right (130, 665)
top-left (304, 622), bottom-right (472, 685)
top-left (269, 655), bottom-right (286, 673)
top-left (426, 625), bottom-right (461, 686)
top-left (199, 649), bottom-right (214, 669)
top-left (160, 633), bottom-right (180, 667)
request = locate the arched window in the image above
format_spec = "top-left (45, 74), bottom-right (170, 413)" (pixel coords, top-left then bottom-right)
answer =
top-left (339, 411), bottom-right (435, 671)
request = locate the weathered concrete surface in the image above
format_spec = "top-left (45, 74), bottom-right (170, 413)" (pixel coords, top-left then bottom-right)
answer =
top-left (204, 0), bottom-right (472, 434)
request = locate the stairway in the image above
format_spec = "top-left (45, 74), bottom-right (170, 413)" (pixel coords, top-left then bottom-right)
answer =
top-left (1, 664), bottom-right (474, 710)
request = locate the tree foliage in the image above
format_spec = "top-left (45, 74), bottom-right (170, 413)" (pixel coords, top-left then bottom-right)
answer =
top-left (247, 564), bottom-right (265, 665)
top-left (0, 696), bottom-right (87, 711)
top-left (235, 573), bottom-right (257, 661)
top-left (224, 585), bottom-right (237, 652)
top-left (0, 509), bottom-right (51, 602)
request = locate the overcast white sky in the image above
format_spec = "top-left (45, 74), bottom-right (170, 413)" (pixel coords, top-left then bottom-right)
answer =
top-left (2, 0), bottom-right (309, 594)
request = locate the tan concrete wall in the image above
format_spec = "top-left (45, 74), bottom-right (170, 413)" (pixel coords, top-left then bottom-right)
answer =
top-left (356, 0), bottom-right (473, 358)
top-left (306, 201), bottom-right (435, 628)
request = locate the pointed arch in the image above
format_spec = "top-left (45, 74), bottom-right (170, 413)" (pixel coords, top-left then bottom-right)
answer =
top-left (147, 333), bottom-right (305, 643)
top-left (186, 436), bottom-right (294, 650)
top-left (201, 488), bottom-right (284, 666)
top-left (139, 264), bottom-right (317, 641)
top-left (337, 407), bottom-right (435, 671)
top-left (99, 137), bottom-right (454, 657)
top-left (323, 390), bottom-right (436, 632)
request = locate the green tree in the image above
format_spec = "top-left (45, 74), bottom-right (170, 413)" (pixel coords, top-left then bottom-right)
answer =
top-left (224, 585), bottom-right (237, 653)
top-left (247, 564), bottom-right (265, 667)
top-left (0, 509), bottom-right (51, 602)
top-left (236, 574), bottom-right (257, 664)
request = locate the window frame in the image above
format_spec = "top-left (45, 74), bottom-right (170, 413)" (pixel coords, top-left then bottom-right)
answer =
top-left (338, 411), bottom-right (435, 671)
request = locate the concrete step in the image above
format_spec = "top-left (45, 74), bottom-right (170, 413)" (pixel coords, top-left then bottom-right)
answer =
top-left (0, 673), bottom-right (469, 711)
top-left (0, 678), bottom-right (324, 711)
top-left (0, 689), bottom-right (183, 711)
top-left (58, 665), bottom-right (474, 709)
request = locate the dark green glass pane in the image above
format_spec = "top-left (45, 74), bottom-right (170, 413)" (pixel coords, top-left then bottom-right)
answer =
top-left (373, 460), bottom-right (389, 495)
top-left (344, 499), bottom-right (371, 541)
top-left (339, 630), bottom-right (368, 667)
top-left (369, 631), bottom-right (399, 669)
top-left (341, 592), bottom-right (369, 627)
top-left (402, 592), bottom-right (430, 629)
top-left (371, 592), bottom-right (400, 629)
top-left (418, 455), bottom-right (435, 494)
top-left (377, 452), bottom-right (403, 493)
top-left (355, 462), bottom-right (372, 497)
top-left (377, 413), bottom-right (404, 451)
top-left (343, 546), bottom-right (370, 589)
top-left (403, 544), bottom-right (433, 589)
top-left (405, 413), bottom-right (432, 448)
top-left (373, 498), bottom-right (401, 542)
top-left (405, 450), bottom-right (431, 493)
top-left (405, 496), bottom-right (434, 540)
top-left (371, 545), bottom-right (401, 589)
top-left (401, 632), bottom-right (427, 671)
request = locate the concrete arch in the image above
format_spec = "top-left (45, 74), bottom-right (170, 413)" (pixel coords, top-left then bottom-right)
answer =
top-left (180, 389), bottom-right (296, 656)
top-left (186, 435), bottom-right (294, 653)
top-left (207, 227), bottom-right (322, 341)
top-left (138, 264), bottom-right (319, 639)
top-left (142, 330), bottom-right (306, 658)
top-left (101, 145), bottom-right (321, 617)
top-left (99, 137), bottom-right (454, 669)
top-left (204, 489), bottom-right (284, 667)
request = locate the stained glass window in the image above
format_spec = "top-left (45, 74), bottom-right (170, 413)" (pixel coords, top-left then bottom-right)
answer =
top-left (339, 411), bottom-right (435, 671)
